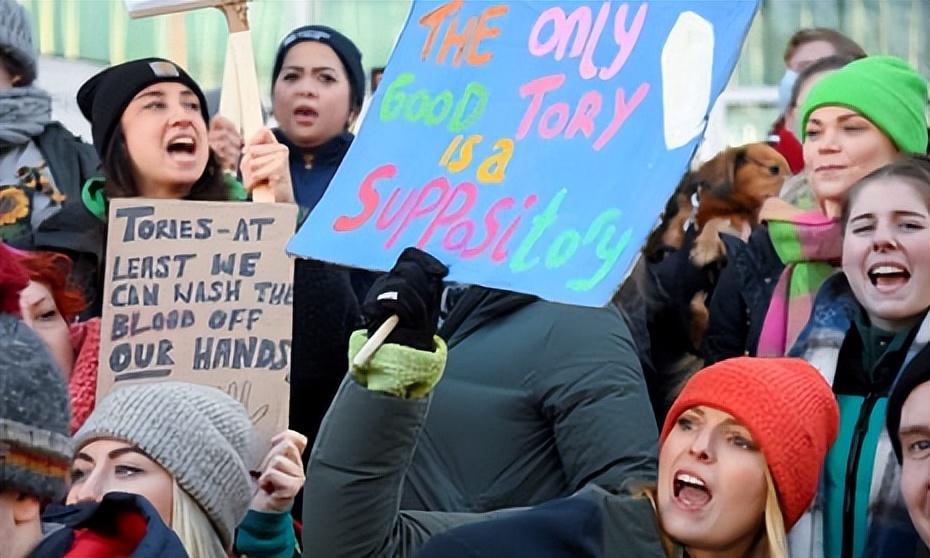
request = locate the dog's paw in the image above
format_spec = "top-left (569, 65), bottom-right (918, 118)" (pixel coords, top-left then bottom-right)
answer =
top-left (690, 218), bottom-right (729, 266)
top-left (689, 291), bottom-right (710, 349)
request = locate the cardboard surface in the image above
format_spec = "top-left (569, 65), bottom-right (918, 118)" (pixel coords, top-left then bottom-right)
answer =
top-left (288, 0), bottom-right (759, 307)
top-left (98, 199), bottom-right (297, 445)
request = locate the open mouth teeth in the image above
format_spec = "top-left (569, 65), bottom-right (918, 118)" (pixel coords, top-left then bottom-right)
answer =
top-left (167, 137), bottom-right (195, 154)
top-left (674, 472), bottom-right (711, 506)
top-left (868, 265), bottom-right (910, 286)
top-left (674, 473), bottom-right (707, 494)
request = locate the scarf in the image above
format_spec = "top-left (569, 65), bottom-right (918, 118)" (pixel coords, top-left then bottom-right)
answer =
top-left (757, 199), bottom-right (842, 357)
top-left (0, 86), bottom-right (51, 145)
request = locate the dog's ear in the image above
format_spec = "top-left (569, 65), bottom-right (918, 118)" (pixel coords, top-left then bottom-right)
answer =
top-left (695, 147), bottom-right (743, 199)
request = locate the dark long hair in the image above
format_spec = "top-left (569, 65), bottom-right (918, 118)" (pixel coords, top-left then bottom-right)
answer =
top-left (101, 126), bottom-right (230, 201)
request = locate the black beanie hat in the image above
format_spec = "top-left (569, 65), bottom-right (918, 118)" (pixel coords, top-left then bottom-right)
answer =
top-left (886, 347), bottom-right (930, 464)
top-left (271, 25), bottom-right (365, 112)
top-left (77, 58), bottom-right (210, 158)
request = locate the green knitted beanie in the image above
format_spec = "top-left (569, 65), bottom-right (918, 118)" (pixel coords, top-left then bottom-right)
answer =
top-left (800, 56), bottom-right (929, 154)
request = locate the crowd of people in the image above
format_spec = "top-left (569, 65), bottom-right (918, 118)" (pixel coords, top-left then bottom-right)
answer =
top-left (0, 0), bottom-right (928, 556)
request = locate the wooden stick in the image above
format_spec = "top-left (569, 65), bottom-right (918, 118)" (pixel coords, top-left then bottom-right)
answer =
top-left (218, 2), bottom-right (274, 203)
top-left (353, 315), bottom-right (399, 368)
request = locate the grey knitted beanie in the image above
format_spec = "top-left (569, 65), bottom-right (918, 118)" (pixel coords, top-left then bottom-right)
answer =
top-left (0, 0), bottom-right (37, 85)
top-left (75, 382), bottom-right (260, 549)
top-left (0, 314), bottom-right (72, 501)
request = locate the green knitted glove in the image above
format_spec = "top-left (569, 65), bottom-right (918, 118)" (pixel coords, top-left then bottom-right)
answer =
top-left (349, 330), bottom-right (447, 399)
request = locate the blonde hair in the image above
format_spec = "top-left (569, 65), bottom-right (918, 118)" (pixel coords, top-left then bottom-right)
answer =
top-left (635, 466), bottom-right (788, 558)
top-left (762, 468), bottom-right (788, 558)
top-left (171, 482), bottom-right (228, 558)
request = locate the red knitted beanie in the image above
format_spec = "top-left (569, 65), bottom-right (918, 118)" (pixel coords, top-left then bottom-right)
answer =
top-left (660, 357), bottom-right (839, 529)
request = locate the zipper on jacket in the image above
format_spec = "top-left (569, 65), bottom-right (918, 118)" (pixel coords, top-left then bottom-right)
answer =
top-left (841, 392), bottom-right (879, 558)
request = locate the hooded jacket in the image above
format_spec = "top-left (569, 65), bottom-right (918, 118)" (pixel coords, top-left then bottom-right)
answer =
top-left (402, 288), bottom-right (658, 513)
top-left (303, 288), bottom-right (658, 557)
top-left (303, 366), bottom-right (666, 558)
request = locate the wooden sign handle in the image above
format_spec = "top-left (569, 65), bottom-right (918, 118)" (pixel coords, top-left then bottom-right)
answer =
top-left (217, 1), bottom-right (274, 203)
top-left (352, 315), bottom-right (400, 368)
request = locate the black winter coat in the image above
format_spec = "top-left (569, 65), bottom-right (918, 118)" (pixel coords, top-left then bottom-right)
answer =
top-left (702, 227), bottom-right (784, 363)
top-left (613, 227), bottom-right (722, 423)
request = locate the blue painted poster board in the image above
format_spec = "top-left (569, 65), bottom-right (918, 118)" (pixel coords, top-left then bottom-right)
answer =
top-left (288, 0), bottom-right (759, 306)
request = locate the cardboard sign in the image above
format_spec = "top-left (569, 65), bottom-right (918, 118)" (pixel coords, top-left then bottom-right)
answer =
top-left (288, 0), bottom-right (759, 307)
top-left (98, 199), bottom-right (296, 444)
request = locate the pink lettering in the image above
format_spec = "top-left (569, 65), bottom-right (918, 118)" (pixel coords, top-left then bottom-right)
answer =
top-left (376, 188), bottom-right (417, 230)
top-left (461, 196), bottom-right (513, 259)
top-left (386, 177), bottom-right (450, 248)
top-left (516, 74), bottom-right (566, 140)
top-left (599, 3), bottom-right (647, 80)
top-left (527, 7), bottom-right (591, 60)
top-left (492, 194), bottom-right (538, 262)
top-left (333, 164), bottom-right (394, 232)
top-left (443, 221), bottom-right (475, 251)
top-left (579, 2), bottom-right (611, 79)
top-left (565, 91), bottom-right (602, 139)
top-left (539, 103), bottom-right (570, 139)
top-left (418, 182), bottom-right (478, 248)
top-left (593, 82), bottom-right (649, 151)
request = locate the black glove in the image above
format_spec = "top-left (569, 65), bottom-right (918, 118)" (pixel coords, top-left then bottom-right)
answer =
top-left (362, 247), bottom-right (449, 351)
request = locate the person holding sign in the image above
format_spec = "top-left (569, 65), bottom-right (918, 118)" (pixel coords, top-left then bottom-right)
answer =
top-left (70, 382), bottom-right (307, 557)
top-left (704, 56), bottom-right (929, 363)
top-left (304, 249), bottom-right (656, 549)
top-left (304, 276), bottom-right (839, 558)
top-left (267, 25), bottom-right (371, 472)
top-left (269, 25), bottom-right (365, 218)
top-left (38, 58), bottom-right (293, 317)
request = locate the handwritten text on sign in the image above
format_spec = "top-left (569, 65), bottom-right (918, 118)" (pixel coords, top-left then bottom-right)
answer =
top-left (289, 0), bottom-right (759, 306)
top-left (98, 199), bottom-right (296, 441)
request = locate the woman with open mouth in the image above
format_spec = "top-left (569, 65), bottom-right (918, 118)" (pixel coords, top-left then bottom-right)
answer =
top-left (304, 303), bottom-right (839, 558)
top-left (788, 156), bottom-right (930, 558)
top-left (705, 56), bottom-right (927, 364)
top-left (19, 58), bottom-right (292, 318)
top-left (266, 25), bottom-right (373, 483)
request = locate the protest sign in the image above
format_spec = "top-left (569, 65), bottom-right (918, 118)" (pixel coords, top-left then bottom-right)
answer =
top-left (289, 0), bottom-right (759, 306)
top-left (98, 199), bottom-right (296, 444)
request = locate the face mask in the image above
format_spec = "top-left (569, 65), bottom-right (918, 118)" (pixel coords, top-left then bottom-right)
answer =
top-left (776, 69), bottom-right (798, 114)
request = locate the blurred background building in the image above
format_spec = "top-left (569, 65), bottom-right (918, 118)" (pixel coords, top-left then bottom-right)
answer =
top-left (21, 0), bottom-right (930, 159)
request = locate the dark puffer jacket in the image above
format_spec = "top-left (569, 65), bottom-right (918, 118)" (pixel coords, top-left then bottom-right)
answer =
top-left (702, 227), bottom-right (784, 363)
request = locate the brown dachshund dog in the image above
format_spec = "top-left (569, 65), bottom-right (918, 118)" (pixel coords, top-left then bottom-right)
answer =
top-left (687, 143), bottom-right (789, 346)
top-left (689, 142), bottom-right (790, 265)
top-left (640, 143), bottom-right (790, 347)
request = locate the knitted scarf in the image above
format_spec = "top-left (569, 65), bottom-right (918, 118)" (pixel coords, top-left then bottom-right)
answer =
top-left (0, 86), bottom-right (51, 145)
top-left (69, 318), bottom-right (100, 433)
top-left (757, 199), bottom-right (842, 357)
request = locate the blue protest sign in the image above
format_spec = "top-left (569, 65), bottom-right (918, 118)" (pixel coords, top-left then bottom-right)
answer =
top-left (287, 0), bottom-right (759, 306)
